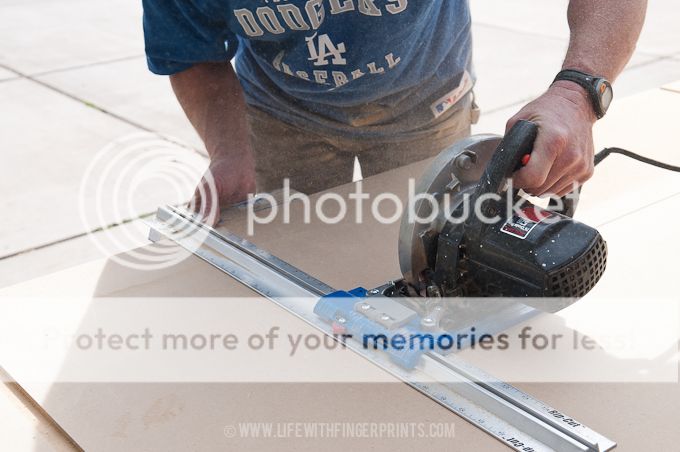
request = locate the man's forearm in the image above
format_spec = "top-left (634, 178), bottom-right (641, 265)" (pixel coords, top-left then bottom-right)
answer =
top-left (563, 0), bottom-right (647, 81)
top-left (171, 63), bottom-right (256, 217)
top-left (170, 62), bottom-right (251, 161)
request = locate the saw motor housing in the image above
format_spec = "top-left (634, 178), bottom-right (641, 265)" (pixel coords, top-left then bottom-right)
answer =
top-left (432, 201), bottom-right (608, 298)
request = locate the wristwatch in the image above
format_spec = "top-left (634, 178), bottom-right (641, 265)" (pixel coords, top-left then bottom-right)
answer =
top-left (552, 69), bottom-right (613, 119)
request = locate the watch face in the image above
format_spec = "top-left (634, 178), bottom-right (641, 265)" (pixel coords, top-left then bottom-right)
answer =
top-left (596, 79), bottom-right (613, 115)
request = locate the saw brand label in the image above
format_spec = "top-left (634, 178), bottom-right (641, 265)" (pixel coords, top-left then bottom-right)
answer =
top-left (500, 207), bottom-right (553, 240)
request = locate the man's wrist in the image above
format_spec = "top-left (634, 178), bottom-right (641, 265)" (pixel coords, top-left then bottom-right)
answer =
top-left (548, 80), bottom-right (598, 123)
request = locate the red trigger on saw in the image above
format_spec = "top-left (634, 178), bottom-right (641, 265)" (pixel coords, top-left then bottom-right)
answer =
top-left (521, 154), bottom-right (531, 166)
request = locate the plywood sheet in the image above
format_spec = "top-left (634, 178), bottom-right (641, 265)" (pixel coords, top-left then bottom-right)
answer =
top-left (2, 86), bottom-right (680, 451)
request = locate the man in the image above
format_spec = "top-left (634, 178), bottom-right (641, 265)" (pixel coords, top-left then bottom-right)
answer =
top-left (142, 0), bottom-right (646, 221)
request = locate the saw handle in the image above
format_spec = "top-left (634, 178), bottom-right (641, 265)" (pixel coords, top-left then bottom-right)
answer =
top-left (467, 119), bottom-right (579, 221)
top-left (463, 120), bottom-right (538, 239)
top-left (474, 119), bottom-right (538, 199)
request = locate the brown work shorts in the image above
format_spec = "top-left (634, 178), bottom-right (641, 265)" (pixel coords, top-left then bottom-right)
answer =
top-left (247, 93), bottom-right (479, 194)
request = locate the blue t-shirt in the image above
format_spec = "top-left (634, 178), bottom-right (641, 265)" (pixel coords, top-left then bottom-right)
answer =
top-left (143, 0), bottom-right (473, 137)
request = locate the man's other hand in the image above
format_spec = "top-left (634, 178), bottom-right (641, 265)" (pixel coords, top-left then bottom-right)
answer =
top-left (505, 81), bottom-right (597, 197)
top-left (189, 154), bottom-right (256, 226)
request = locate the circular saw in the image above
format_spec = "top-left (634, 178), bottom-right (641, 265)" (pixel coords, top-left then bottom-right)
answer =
top-left (397, 120), bottom-right (607, 300)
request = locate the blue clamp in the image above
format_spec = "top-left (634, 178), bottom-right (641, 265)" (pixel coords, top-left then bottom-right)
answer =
top-left (314, 288), bottom-right (441, 370)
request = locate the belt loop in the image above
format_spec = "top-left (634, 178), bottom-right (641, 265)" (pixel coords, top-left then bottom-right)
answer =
top-left (470, 91), bottom-right (481, 125)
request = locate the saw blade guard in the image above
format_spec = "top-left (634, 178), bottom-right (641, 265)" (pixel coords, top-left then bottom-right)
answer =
top-left (398, 134), bottom-right (502, 288)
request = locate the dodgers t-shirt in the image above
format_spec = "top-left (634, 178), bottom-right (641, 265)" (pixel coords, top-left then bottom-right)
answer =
top-left (143, 0), bottom-right (473, 137)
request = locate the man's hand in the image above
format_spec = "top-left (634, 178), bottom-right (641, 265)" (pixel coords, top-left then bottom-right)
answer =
top-left (506, 81), bottom-right (597, 197)
top-left (170, 62), bottom-right (255, 226)
top-left (190, 153), bottom-right (256, 226)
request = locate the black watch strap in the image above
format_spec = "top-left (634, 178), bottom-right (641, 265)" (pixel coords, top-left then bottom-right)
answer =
top-left (553, 69), bottom-right (610, 119)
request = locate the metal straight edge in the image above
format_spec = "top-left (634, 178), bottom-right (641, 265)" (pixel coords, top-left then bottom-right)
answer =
top-left (431, 352), bottom-right (616, 451)
top-left (148, 205), bottom-right (616, 452)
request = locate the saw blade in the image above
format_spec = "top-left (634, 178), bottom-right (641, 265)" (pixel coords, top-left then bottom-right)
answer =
top-left (398, 134), bottom-right (502, 287)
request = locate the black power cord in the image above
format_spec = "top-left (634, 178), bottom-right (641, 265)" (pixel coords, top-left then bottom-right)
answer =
top-left (594, 147), bottom-right (680, 172)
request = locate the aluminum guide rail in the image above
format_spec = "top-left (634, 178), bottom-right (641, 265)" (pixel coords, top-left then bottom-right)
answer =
top-left (148, 205), bottom-right (616, 452)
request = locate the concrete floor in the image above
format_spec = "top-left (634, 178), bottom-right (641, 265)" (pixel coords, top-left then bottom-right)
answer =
top-left (1, 1), bottom-right (680, 450)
